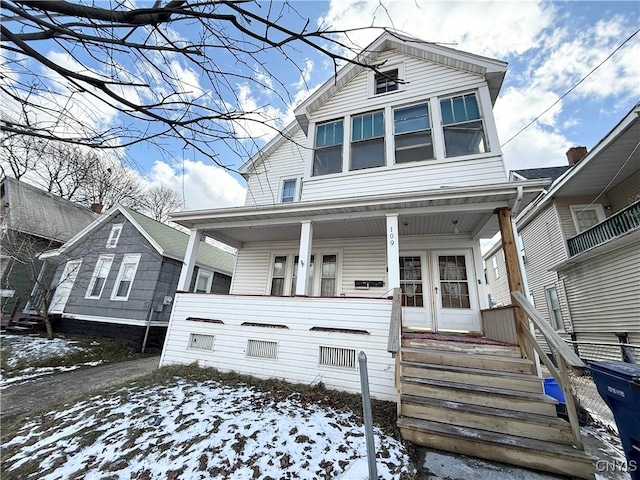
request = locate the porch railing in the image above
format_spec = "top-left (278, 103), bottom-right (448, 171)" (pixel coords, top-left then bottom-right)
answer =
top-left (567, 200), bottom-right (640, 257)
top-left (511, 291), bottom-right (586, 450)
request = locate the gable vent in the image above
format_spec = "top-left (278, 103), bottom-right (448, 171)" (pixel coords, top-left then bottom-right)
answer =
top-left (246, 339), bottom-right (278, 359)
top-left (188, 333), bottom-right (214, 351)
top-left (318, 346), bottom-right (357, 369)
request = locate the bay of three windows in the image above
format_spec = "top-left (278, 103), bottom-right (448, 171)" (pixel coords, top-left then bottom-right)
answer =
top-left (313, 93), bottom-right (487, 176)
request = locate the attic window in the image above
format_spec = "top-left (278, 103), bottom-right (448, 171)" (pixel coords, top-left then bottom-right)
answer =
top-left (106, 224), bottom-right (123, 248)
top-left (374, 69), bottom-right (398, 94)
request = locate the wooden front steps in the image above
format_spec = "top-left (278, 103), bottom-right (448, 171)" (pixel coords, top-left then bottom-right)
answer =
top-left (397, 334), bottom-right (594, 479)
top-left (4, 314), bottom-right (45, 334)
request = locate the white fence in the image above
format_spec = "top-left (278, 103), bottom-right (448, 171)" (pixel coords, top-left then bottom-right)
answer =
top-left (160, 293), bottom-right (396, 400)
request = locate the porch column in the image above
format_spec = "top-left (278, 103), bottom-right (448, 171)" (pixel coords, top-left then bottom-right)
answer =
top-left (177, 228), bottom-right (202, 292)
top-left (386, 214), bottom-right (400, 290)
top-left (296, 220), bottom-right (313, 296)
top-left (496, 207), bottom-right (536, 367)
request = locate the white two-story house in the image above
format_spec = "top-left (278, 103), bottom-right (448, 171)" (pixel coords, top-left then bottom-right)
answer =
top-left (160, 33), bottom-right (593, 477)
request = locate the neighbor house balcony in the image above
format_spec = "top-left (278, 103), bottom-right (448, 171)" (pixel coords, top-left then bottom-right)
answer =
top-left (567, 200), bottom-right (640, 257)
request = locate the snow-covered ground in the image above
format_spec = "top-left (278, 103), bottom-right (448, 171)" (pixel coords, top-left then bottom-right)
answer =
top-left (1, 334), bottom-right (103, 388)
top-left (2, 379), bottom-right (414, 479)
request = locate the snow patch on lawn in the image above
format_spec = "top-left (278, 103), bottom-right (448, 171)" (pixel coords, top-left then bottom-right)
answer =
top-left (2, 334), bottom-right (86, 367)
top-left (2, 379), bottom-right (413, 479)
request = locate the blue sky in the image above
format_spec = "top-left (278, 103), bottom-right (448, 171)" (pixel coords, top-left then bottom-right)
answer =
top-left (3, 1), bottom-right (639, 212)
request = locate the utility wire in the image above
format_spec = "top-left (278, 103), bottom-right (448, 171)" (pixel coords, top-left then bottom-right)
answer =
top-left (501, 28), bottom-right (640, 148)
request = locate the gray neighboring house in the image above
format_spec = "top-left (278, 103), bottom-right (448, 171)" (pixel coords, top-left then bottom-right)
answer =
top-left (43, 205), bottom-right (236, 349)
top-left (485, 102), bottom-right (640, 362)
top-left (0, 176), bottom-right (98, 317)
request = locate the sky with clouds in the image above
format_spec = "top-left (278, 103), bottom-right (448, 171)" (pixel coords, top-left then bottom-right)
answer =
top-left (2, 1), bottom-right (639, 217)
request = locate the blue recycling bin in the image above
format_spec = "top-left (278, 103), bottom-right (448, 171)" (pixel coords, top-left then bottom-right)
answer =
top-left (590, 361), bottom-right (640, 480)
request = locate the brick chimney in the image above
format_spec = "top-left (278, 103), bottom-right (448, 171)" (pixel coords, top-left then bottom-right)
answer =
top-left (90, 202), bottom-right (103, 214)
top-left (566, 146), bottom-right (587, 165)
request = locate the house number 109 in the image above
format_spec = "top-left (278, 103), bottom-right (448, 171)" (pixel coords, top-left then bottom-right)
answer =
top-left (389, 226), bottom-right (395, 246)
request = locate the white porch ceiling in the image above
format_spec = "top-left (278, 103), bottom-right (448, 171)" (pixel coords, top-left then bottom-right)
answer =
top-left (171, 181), bottom-right (546, 247)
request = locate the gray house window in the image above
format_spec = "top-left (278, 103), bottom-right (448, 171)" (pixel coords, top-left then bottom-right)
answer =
top-left (111, 254), bottom-right (141, 301)
top-left (106, 224), bottom-right (123, 248)
top-left (86, 254), bottom-right (114, 299)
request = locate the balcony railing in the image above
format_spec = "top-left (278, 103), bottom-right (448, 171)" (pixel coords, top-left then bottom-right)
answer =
top-left (568, 200), bottom-right (640, 257)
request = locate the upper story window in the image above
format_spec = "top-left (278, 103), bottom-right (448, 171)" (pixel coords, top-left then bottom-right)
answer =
top-left (492, 256), bottom-right (499, 279)
top-left (313, 120), bottom-right (343, 176)
top-left (569, 205), bottom-right (605, 233)
top-left (106, 224), bottom-right (123, 248)
top-left (440, 93), bottom-right (487, 157)
top-left (351, 111), bottom-right (385, 171)
top-left (86, 254), bottom-right (114, 299)
top-left (281, 179), bottom-right (297, 203)
top-left (394, 103), bottom-right (434, 163)
top-left (544, 286), bottom-right (564, 331)
top-left (111, 253), bottom-right (141, 301)
top-left (374, 69), bottom-right (398, 95)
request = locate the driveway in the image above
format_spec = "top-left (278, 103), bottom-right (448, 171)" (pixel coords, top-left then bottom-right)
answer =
top-left (1, 356), bottom-right (160, 422)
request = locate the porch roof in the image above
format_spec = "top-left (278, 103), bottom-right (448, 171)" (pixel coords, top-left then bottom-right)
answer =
top-left (170, 180), bottom-right (547, 248)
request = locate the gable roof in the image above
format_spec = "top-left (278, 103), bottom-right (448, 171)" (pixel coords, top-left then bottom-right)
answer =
top-left (293, 31), bottom-right (507, 134)
top-left (517, 102), bottom-right (640, 230)
top-left (43, 205), bottom-right (236, 275)
top-left (240, 31), bottom-right (507, 176)
top-left (0, 176), bottom-right (98, 243)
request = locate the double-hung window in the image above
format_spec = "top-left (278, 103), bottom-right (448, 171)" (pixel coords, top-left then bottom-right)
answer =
top-left (440, 93), bottom-right (487, 157)
top-left (86, 254), bottom-right (114, 299)
top-left (194, 269), bottom-right (213, 293)
top-left (281, 179), bottom-right (297, 203)
top-left (106, 224), bottom-right (123, 248)
top-left (351, 111), bottom-right (385, 170)
top-left (320, 255), bottom-right (337, 296)
top-left (394, 103), bottom-right (434, 163)
top-left (111, 254), bottom-right (141, 300)
top-left (313, 120), bottom-right (343, 176)
top-left (270, 255), bottom-right (287, 296)
top-left (569, 205), bottom-right (605, 233)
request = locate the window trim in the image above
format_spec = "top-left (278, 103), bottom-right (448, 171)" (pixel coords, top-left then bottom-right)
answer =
top-left (350, 110), bottom-right (385, 171)
top-left (393, 102), bottom-right (434, 164)
top-left (194, 268), bottom-right (213, 294)
top-left (85, 254), bottom-right (114, 299)
top-left (569, 204), bottom-right (606, 234)
top-left (106, 224), bottom-right (123, 248)
top-left (110, 253), bottom-right (141, 301)
top-left (439, 91), bottom-right (488, 158)
top-left (267, 251), bottom-right (341, 297)
top-left (368, 62), bottom-right (405, 97)
top-left (544, 286), bottom-right (565, 332)
top-left (280, 178), bottom-right (298, 204)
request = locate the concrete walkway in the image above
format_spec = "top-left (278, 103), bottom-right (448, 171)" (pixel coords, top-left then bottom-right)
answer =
top-left (1, 356), bottom-right (160, 422)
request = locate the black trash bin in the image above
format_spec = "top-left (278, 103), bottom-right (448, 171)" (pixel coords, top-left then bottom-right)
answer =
top-left (590, 361), bottom-right (640, 480)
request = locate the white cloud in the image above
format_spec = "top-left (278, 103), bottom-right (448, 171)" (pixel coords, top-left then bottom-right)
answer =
top-left (293, 59), bottom-right (315, 90)
top-left (145, 160), bottom-right (246, 210)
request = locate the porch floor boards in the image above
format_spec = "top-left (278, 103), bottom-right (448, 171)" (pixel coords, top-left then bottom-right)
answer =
top-left (397, 336), bottom-right (595, 479)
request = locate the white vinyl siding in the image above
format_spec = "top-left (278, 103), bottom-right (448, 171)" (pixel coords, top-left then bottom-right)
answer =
top-left (485, 250), bottom-right (510, 306)
top-left (245, 128), bottom-right (306, 207)
top-left (314, 51), bottom-right (485, 121)
top-left (519, 204), bottom-right (569, 331)
top-left (606, 169), bottom-right (640, 213)
top-left (85, 255), bottom-right (114, 299)
top-left (160, 294), bottom-right (396, 400)
top-left (301, 155), bottom-right (506, 202)
top-left (558, 241), bottom-right (640, 336)
top-left (111, 253), bottom-right (141, 301)
top-left (230, 238), bottom-right (387, 297)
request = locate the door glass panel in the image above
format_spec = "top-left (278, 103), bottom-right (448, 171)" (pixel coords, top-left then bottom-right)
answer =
top-left (400, 256), bottom-right (423, 307)
top-left (438, 255), bottom-right (471, 309)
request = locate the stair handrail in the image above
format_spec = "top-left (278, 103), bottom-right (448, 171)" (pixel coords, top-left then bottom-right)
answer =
top-left (511, 290), bottom-right (586, 450)
top-left (387, 287), bottom-right (402, 355)
top-left (511, 291), bottom-right (585, 369)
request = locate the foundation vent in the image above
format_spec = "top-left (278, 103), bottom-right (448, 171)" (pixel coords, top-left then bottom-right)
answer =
top-left (246, 339), bottom-right (278, 359)
top-left (188, 333), bottom-right (215, 351)
top-left (318, 346), bottom-right (357, 369)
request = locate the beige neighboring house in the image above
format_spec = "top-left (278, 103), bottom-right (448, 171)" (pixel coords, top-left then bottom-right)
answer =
top-left (485, 102), bottom-right (640, 363)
